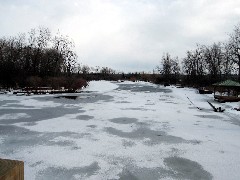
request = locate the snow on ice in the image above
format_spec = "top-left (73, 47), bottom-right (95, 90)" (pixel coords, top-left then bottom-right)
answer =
top-left (0, 81), bottom-right (240, 179)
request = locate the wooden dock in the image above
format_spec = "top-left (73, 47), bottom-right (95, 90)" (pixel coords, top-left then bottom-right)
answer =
top-left (0, 158), bottom-right (24, 180)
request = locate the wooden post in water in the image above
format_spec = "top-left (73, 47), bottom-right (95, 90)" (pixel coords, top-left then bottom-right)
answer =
top-left (0, 158), bottom-right (24, 180)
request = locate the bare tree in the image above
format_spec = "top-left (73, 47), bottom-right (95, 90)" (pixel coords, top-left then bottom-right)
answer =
top-left (28, 27), bottom-right (51, 75)
top-left (182, 51), bottom-right (197, 82)
top-left (228, 24), bottom-right (240, 81)
top-left (52, 32), bottom-right (77, 76)
top-left (182, 44), bottom-right (209, 85)
top-left (203, 42), bottom-right (223, 82)
top-left (222, 43), bottom-right (235, 78)
top-left (158, 53), bottom-right (180, 83)
top-left (171, 56), bottom-right (180, 80)
top-left (158, 53), bottom-right (172, 79)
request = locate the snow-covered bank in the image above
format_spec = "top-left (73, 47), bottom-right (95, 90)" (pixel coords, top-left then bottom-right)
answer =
top-left (0, 81), bottom-right (240, 179)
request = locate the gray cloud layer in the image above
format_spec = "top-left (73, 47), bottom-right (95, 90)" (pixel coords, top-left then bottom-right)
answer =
top-left (1, 0), bottom-right (240, 72)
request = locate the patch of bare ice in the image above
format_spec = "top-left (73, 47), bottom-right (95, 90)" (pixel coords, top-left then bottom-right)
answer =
top-left (0, 113), bottom-right (30, 120)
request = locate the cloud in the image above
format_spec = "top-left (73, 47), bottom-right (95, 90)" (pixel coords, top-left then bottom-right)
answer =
top-left (0, 0), bottom-right (240, 72)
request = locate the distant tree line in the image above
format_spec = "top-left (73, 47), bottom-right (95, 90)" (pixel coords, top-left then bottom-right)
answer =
top-left (2, 24), bottom-right (240, 89)
top-left (157, 23), bottom-right (240, 86)
top-left (0, 27), bottom-right (88, 89)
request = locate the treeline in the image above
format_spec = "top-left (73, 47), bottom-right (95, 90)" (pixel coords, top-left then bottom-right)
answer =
top-left (0, 27), bottom-right (87, 89)
top-left (157, 23), bottom-right (240, 86)
top-left (1, 24), bottom-right (240, 89)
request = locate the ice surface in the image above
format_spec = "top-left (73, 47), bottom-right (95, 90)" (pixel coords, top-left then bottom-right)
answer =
top-left (83, 80), bottom-right (118, 93)
top-left (0, 81), bottom-right (240, 180)
top-left (0, 113), bottom-right (30, 120)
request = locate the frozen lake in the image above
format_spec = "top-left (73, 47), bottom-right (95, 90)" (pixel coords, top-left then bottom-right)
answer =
top-left (0, 81), bottom-right (240, 180)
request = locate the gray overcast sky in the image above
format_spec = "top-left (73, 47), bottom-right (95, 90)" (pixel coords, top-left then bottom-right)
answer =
top-left (1, 0), bottom-right (240, 72)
